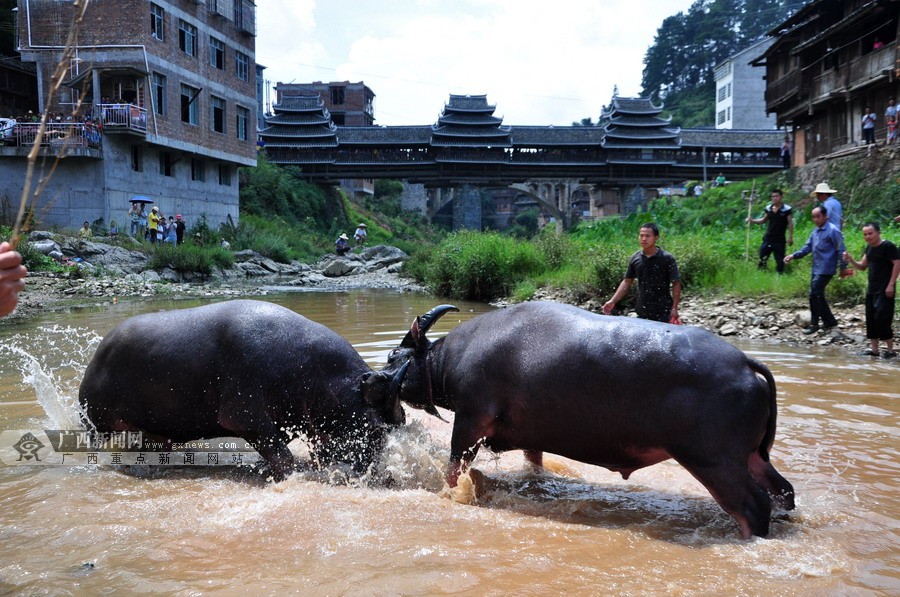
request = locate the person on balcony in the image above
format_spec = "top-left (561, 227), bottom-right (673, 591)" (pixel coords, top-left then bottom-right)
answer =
top-left (862, 107), bottom-right (877, 146)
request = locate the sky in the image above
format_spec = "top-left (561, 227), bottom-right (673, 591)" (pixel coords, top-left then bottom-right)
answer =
top-left (254, 0), bottom-right (697, 127)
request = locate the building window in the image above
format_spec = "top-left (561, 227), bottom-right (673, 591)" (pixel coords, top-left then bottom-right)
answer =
top-left (726, 82), bottom-right (732, 98)
top-left (211, 95), bottom-right (226, 133)
top-left (235, 51), bottom-right (249, 81)
top-left (152, 72), bottom-right (166, 115)
top-left (330, 86), bottom-right (345, 105)
top-left (717, 109), bottom-right (727, 125)
top-left (159, 152), bottom-right (173, 176)
top-left (131, 145), bottom-right (143, 172)
top-left (209, 0), bottom-right (226, 17)
top-left (218, 164), bottom-right (232, 186)
top-left (209, 36), bottom-right (225, 70)
top-left (717, 86), bottom-right (727, 102)
top-left (181, 83), bottom-right (199, 125)
top-left (191, 158), bottom-right (205, 182)
top-left (236, 105), bottom-right (249, 141)
top-left (726, 107), bottom-right (731, 121)
top-left (178, 19), bottom-right (197, 57)
top-left (150, 3), bottom-right (165, 42)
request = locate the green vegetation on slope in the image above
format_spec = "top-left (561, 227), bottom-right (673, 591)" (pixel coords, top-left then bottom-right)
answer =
top-left (404, 170), bottom-right (900, 306)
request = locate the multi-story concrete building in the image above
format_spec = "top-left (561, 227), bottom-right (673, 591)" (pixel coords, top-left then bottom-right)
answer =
top-left (1, 0), bottom-right (257, 231)
top-left (714, 38), bottom-right (776, 130)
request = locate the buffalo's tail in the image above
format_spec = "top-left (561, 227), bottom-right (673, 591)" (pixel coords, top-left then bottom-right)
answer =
top-left (748, 356), bottom-right (777, 462)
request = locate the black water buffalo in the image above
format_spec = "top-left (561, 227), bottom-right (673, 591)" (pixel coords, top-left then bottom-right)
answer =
top-left (383, 301), bottom-right (795, 538)
top-left (79, 300), bottom-right (408, 480)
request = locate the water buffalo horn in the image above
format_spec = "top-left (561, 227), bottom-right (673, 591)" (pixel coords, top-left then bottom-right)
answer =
top-left (388, 360), bottom-right (411, 397)
top-left (423, 401), bottom-right (449, 422)
top-left (399, 304), bottom-right (460, 348)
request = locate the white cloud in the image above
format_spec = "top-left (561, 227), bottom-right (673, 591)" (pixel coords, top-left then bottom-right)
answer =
top-left (256, 0), bottom-right (696, 125)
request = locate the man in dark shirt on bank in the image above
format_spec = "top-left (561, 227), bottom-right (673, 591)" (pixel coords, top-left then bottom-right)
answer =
top-left (603, 222), bottom-right (681, 323)
top-left (844, 222), bottom-right (900, 358)
top-left (748, 189), bottom-right (793, 273)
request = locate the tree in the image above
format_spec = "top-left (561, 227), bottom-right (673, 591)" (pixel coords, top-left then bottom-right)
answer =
top-left (641, 0), bottom-right (804, 126)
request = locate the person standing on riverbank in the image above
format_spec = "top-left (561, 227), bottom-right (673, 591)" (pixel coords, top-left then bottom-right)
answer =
top-left (129, 204), bottom-right (141, 237)
top-left (175, 214), bottom-right (186, 245)
top-left (148, 206), bottom-right (160, 243)
top-left (785, 205), bottom-right (848, 334)
top-left (813, 182), bottom-right (843, 230)
top-left (748, 189), bottom-right (793, 273)
top-left (602, 222), bottom-right (681, 323)
top-left (843, 222), bottom-right (900, 358)
top-left (0, 242), bottom-right (27, 317)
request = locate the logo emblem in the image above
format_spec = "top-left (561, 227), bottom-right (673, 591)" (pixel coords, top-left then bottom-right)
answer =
top-left (13, 432), bottom-right (45, 462)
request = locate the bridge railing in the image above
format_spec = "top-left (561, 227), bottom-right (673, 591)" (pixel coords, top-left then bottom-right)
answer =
top-left (676, 151), bottom-right (780, 166)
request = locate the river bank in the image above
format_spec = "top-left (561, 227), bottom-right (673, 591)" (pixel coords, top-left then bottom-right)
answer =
top-left (6, 261), bottom-right (880, 356)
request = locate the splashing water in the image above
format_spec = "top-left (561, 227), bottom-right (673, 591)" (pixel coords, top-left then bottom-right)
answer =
top-left (0, 325), bottom-right (103, 429)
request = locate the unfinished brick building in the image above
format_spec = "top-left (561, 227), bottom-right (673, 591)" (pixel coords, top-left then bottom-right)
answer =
top-left (1, 0), bottom-right (257, 230)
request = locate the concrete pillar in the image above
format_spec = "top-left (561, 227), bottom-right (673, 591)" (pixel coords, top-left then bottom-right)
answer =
top-left (401, 182), bottom-right (427, 215)
top-left (453, 184), bottom-right (482, 230)
top-left (623, 186), bottom-right (648, 215)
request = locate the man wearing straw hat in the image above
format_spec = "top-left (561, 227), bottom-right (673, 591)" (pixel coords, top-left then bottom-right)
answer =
top-left (812, 182), bottom-right (843, 230)
top-left (0, 242), bottom-right (27, 317)
top-left (334, 233), bottom-right (350, 256)
top-left (353, 223), bottom-right (368, 246)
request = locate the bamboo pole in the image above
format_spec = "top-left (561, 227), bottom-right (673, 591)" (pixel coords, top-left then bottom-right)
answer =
top-left (744, 181), bottom-right (757, 261)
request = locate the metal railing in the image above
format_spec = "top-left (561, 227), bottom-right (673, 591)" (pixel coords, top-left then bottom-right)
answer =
top-left (97, 103), bottom-right (147, 132)
top-left (2, 122), bottom-right (103, 149)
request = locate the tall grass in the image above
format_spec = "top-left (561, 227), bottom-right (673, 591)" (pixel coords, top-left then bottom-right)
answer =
top-left (403, 173), bottom-right (886, 306)
top-left (148, 243), bottom-right (233, 274)
top-left (421, 231), bottom-right (544, 300)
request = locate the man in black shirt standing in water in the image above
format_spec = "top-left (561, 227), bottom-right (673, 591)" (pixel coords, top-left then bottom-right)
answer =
top-left (603, 222), bottom-right (682, 323)
top-left (748, 189), bottom-right (794, 274)
top-left (844, 222), bottom-right (900, 358)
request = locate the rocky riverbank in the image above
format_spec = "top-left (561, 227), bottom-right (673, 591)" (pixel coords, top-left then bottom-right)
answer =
top-left (6, 233), bottom-right (882, 355)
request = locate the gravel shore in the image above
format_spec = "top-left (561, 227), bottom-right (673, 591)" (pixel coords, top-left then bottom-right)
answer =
top-left (6, 265), bottom-right (882, 356)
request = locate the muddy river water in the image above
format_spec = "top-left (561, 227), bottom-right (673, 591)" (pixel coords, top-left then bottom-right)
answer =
top-left (0, 290), bottom-right (896, 595)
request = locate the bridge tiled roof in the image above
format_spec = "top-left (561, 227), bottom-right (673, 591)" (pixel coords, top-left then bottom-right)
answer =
top-left (444, 94), bottom-right (495, 113)
top-left (605, 114), bottom-right (672, 127)
top-left (437, 113), bottom-right (504, 126)
top-left (604, 127), bottom-right (680, 140)
top-left (260, 126), bottom-right (338, 140)
top-left (601, 96), bottom-right (664, 117)
top-left (264, 113), bottom-right (333, 126)
top-left (680, 128), bottom-right (784, 148)
top-left (509, 126), bottom-right (602, 145)
top-left (273, 95), bottom-right (328, 113)
top-left (262, 138), bottom-right (339, 148)
top-left (337, 126), bottom-right (432, 144)
top-left (431, 125), bottom-right (512, 137)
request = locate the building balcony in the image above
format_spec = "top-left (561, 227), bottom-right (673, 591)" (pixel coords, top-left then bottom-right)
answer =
top-left (810, 43), bottom-right (896, 104)
top-left (97, 103), bottom-right (147, 135)
top-left (0, 121), bottom-right (103, 158)
top-left (765, 69), bottom-right (803, 110)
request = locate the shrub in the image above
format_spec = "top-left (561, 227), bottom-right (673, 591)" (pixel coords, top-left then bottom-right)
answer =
top-left (424, 231), bottom-right (544, 300)
top-left (148, 243), bottom-right (233, 274)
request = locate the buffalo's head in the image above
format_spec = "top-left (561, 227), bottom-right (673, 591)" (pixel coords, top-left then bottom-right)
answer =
top-left (383, 304), bottom-right (459, 419)
top-left (312, 363), bottom-right (410, 473)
